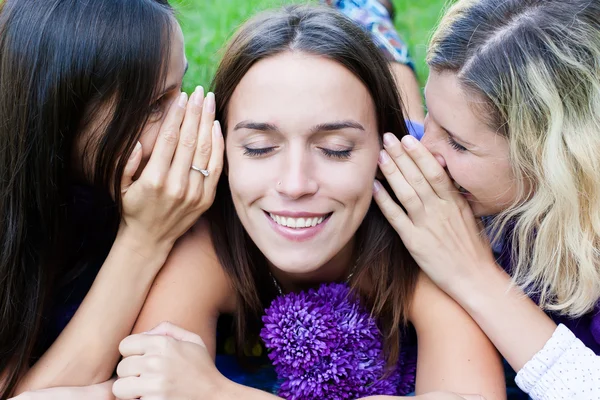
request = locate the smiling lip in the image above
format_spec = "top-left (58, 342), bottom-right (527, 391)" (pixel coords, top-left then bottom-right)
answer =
top-left (264, 210), bottom-right (331, 242)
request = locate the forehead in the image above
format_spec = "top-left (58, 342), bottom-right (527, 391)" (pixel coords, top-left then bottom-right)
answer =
top-left (227, 52), bottom-right (376, 130)
top-left (164, 19), bottom-right (186, 83)
top-left (425, 71), bottom-right (496, 139)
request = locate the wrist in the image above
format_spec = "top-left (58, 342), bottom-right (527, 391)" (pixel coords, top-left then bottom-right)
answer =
top-left (445, 260), bottom-right (510, 312)
top-left (114, 226), bottom-right (173, 266)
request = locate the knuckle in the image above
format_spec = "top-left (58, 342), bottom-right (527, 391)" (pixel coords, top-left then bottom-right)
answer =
top-left (146, 355), bottom-right (163, 373)
top-left (412, 174), bottom-right (426, 186)
top-left (196, 141), bottom-right (212, 157)
top-left (179, 133), bottom-right (197, 149)
top-left (161, 128), bottom-right (179, 144)
top-left (431, 170), bottom-right (447, 185)
top-left (168, 185), bottom-right (186, 200)
top-left (143, 178), bottom-right (164, 192)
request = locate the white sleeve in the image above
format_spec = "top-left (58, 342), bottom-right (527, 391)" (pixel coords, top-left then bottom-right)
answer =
top-left (515, 324), bottom-right (600, 399)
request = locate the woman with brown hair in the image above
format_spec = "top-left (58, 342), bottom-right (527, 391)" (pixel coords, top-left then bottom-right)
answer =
top-left (110, 5), bottom-right (505, 400)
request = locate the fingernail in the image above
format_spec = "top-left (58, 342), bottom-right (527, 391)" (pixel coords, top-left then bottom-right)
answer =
top-left (383, 132), bottom-right (396, 147)
top-left (131, 141), bottom-right (142, 156)
top-left (402, 135), bottom-right (417, 149)
top-left (373, 180), bottom-right (382, 193)
top-left (213, 120), bottom-right (222, 137)
top-left (378, 150), bottom-right (390, 164)
top-left (178, 92), bottom-right (188, 108)
top-left (194, 86), bottom-right (204, 107)
top-left (205, 92), bottom-right (215, 114)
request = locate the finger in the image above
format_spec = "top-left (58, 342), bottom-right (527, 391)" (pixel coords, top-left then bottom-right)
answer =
top-left (140, 92), bottom-right (188, 183)
top-left (400, 134), bottom-right (459, 201)
top-left (383, 132), bottom-right (437, 202)
top-left (189, 92), bottom-right (216, 187)
top-left (112, 376), bottom-right (157, 400)
top-left (169, 86), bottom-right (205, 190)
top-left (372, 179), bottom-right (412, 233)
top-left (378, 150), bottom-right (424, 218)
top-left (196, 120), bottom-right (224, 203)
top-left (121, 141), bottom-right (142, 192)
top-left (116, 355), bottom-right (146, 378)
top-left (119, 333), bottom-right (171, 358)
top-left (146, 321), bottom-right (205, 346)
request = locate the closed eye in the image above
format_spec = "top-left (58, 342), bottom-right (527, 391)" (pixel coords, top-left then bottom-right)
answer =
top-left (320, 148), bottom-right (352, 159)
top-left (243, 147), bottom-right (276, 157)
top-left (447, 136), bottom-right (467, 152)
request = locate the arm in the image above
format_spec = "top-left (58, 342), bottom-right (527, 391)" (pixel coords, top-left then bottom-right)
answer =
top-left (410, 273), bottom-right (505, 400)
top-left (14, 90), bottom-right (224, 393)
top-left (374, 133), bottom-right (600, 399)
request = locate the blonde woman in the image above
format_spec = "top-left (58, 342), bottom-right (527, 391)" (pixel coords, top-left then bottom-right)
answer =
top-left (374, 0), bottom-right (600, 398)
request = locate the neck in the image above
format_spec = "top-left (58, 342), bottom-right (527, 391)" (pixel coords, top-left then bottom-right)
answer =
top-left (270, 238), bottom-right (356, 294)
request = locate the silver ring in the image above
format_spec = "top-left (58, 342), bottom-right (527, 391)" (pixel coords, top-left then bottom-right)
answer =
top-left (191, 165), bottom-right (209, 177)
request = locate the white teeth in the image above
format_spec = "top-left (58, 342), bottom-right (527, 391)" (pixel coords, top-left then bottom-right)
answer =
top-left (269, 213), bottom-right (327, 229)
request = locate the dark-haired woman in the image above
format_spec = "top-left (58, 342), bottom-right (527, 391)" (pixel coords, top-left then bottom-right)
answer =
top-left (0, 0), bottom-right (222, 397)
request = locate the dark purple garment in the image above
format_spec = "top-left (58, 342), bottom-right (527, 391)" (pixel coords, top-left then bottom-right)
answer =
top-left (494, 231), bottom-right (600, 355)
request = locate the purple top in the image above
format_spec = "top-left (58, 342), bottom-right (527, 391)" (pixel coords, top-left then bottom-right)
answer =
top-left (494, 232), bottom-right (600, 355)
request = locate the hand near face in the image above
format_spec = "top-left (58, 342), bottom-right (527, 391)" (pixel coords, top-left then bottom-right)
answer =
top-left (373, 132), bottom-right (499, 296)
top-left (113, 322), bottom-right (228, 400)
top-left (119, 89), bottom-right (225, 253)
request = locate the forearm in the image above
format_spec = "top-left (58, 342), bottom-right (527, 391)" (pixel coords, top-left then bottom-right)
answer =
top-left (17, 230), bottom-right (171, 393)
top-left (220, 381), bottom-right (281, 400)
top-left (450, 264), bottom-right (556, 372)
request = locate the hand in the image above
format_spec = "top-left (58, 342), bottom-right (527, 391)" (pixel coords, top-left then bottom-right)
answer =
top-left (113, 322), bottom-right (229, 400)
top-left (120, 88), bottom-right (224, 252)
top-left (9, 379), bottom-right (115, 400)
top-left (373, 133), bottom-right (497, 295)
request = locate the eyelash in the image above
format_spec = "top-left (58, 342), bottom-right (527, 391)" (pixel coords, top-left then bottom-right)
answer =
top-left (243, 147), bottom-right (353, 159)
top-left (447, 136), bottom-right (467, 152)
top-left (150, 96), bottom-right (168, 115)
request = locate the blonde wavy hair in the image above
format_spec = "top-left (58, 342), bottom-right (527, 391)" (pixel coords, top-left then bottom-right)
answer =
top-left (427, 0), bottom-right (600, 317)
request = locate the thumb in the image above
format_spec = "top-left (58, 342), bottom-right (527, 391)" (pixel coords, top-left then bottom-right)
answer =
top-left (121, 141), bottom-right (142, 193)
top-left (145, 321), bottom-right (205, 346)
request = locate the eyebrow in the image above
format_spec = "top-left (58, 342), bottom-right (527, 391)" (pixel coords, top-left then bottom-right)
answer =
top-left (445, 127), bottom-right (475, 147)
top-left (424, 99), bottom-right (475, 147)
top-left (233, 120), bottom-right (365, 133)
top-left (157, 62), bottom-right (189, 98)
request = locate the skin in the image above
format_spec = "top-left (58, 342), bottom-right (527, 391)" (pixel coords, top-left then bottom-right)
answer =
top-left (109, 53), bottom-right (505, 400)
top-left (421, 71), bottom-right (518, 217)
top-left (372, 70), bottom-right (558, 376)
top-left (10, 18), bottom-right (225, 395)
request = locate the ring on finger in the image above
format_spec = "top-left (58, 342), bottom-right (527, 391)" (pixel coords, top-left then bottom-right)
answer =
top-left (191, 165), bottom-right (209, 177)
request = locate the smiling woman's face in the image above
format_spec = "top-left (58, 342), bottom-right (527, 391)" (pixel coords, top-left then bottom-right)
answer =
top-left (422, 70), bottom-right (518, 217)
top-left (225, 52), bottom-right (380, 278)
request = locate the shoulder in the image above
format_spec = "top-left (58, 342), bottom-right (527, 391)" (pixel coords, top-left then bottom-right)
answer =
top-left (133, 217), bottom-right (236, 334)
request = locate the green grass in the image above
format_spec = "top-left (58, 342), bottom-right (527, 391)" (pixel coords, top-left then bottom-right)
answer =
top-left (170, 0), bottom-right (449, 92)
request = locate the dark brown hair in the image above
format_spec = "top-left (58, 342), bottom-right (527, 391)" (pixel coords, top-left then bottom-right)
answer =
top-left (209, 5), bottom-right (419, 366)
top-left (0, 0), bottom-right (173, 396)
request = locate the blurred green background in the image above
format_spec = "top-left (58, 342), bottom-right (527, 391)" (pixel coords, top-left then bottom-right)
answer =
top-left (170, 0), bottom-right (450, 92)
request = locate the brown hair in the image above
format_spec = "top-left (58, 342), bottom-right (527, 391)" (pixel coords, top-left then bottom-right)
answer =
top-left (208, 5), bottom-right (418, 365)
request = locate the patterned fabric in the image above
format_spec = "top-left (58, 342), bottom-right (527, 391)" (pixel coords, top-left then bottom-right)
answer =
top-left (320, 0), bottom-right (415, 70)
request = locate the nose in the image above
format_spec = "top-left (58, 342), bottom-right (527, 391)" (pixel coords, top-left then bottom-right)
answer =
top-left (421, 128), bottom-right (447, 168)
top-left (276, 147), bottom-right (318, 200)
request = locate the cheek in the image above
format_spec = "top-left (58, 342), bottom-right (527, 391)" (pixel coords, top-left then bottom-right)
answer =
top-left (138, 120), bottom-right (162, 163)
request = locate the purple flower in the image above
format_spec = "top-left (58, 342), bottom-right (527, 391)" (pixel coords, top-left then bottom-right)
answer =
top-left (260, 283), bottom-right (406, 400)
